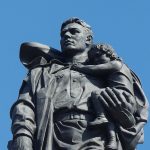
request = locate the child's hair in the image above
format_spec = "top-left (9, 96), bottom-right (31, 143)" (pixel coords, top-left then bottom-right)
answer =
top-left (88, 43), bottom-right (122, 61)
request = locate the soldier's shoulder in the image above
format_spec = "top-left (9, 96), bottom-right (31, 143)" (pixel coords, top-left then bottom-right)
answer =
top-left (19, 42), bottom-right (63, 69)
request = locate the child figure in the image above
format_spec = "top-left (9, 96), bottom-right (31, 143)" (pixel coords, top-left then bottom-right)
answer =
top-left (71, 43), bottom-right (135, 150)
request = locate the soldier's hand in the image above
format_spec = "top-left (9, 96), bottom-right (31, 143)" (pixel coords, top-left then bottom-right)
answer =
top-left (99, 87), bottom-right (136, 128)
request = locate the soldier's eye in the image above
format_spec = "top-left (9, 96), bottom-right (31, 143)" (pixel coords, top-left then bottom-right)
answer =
top-left (70, 29), bottom-right (79, 34)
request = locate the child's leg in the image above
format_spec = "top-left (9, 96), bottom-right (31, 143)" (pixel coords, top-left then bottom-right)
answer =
top-left (106, 123), bottom-right (117, 150)
top-left (89, 91), bottom-right (108, 126)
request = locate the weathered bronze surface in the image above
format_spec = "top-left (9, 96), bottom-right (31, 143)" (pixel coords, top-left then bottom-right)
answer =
top-left (8, 18), bottom-right (148, 150)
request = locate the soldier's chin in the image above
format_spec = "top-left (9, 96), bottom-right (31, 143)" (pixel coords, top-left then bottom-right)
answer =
top-left (62, 44), bottom-right (75, 50)
top-left (62, 46), bottom-right (80, 54)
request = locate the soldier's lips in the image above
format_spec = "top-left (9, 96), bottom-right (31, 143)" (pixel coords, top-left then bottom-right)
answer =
top-left (64, 41), bottom-right (74, 46)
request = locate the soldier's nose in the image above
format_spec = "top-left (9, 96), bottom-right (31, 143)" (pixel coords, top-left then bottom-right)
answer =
top-left (64, 31), bottom-right (71, 38)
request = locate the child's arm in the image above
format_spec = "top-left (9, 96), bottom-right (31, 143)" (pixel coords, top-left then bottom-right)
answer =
top-left (72, 60), bottom-right (122, 76)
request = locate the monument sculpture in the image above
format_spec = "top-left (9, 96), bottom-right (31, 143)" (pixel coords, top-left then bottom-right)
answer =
top-left (8, 17), bottom-right (148, 150)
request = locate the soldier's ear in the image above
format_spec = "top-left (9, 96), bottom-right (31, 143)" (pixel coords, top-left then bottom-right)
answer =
top-left (86, 35), bottom-right (93, 45)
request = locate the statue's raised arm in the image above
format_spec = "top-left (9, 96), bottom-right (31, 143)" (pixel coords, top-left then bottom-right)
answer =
top-left (20, 42), bottom-right (63, 69)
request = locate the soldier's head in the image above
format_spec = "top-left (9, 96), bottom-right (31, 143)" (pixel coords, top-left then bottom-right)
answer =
top-left (88, 43), bottom-right (121, 64)
top-left (60, 17), bottom-right (93, 55)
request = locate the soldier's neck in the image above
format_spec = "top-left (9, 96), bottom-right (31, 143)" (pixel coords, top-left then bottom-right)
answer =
top-left (65, 51), bottom-right (88, 64)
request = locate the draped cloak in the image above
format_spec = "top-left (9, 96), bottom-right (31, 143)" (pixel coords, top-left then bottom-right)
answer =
top-left (9, 42), bottom-right (149, 150)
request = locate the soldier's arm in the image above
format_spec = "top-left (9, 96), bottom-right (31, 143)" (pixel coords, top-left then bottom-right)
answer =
top-left (9, 73), bottom-right (36, 150)
top-left (99, 87), bottom-right (148, 149)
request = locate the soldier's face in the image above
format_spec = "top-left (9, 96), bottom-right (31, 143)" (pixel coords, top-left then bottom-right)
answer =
top-left (60, 23), bottom-right (88, 54)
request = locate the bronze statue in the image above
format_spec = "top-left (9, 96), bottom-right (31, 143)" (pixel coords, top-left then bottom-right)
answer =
top-left (9, 17), bottom-right (148, 150)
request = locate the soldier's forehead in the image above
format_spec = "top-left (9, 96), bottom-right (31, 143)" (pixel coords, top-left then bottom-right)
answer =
top-left (62, 23), bottom-right (85, 31)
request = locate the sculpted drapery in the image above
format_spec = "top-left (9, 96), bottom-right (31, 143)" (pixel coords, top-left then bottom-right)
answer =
top-left (9, 18), bottom-right (148, 150)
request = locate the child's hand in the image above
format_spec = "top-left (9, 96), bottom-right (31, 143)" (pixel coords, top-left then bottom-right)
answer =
top-left (71, 63), bottom-right (84, 70)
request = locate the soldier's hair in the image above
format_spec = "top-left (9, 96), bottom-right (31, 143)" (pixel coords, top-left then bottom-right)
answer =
top-left (61, 17), bottom-right (93, 39)
top-left (89, 43), bottom-right (122, 61)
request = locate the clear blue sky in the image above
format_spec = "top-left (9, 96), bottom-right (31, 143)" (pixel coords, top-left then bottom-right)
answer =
top-left (0, 0), bottom-right (149, 149)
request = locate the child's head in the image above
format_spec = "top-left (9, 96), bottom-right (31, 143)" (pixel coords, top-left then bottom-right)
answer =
top-left (88, 43), bottom-right (120, 64)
